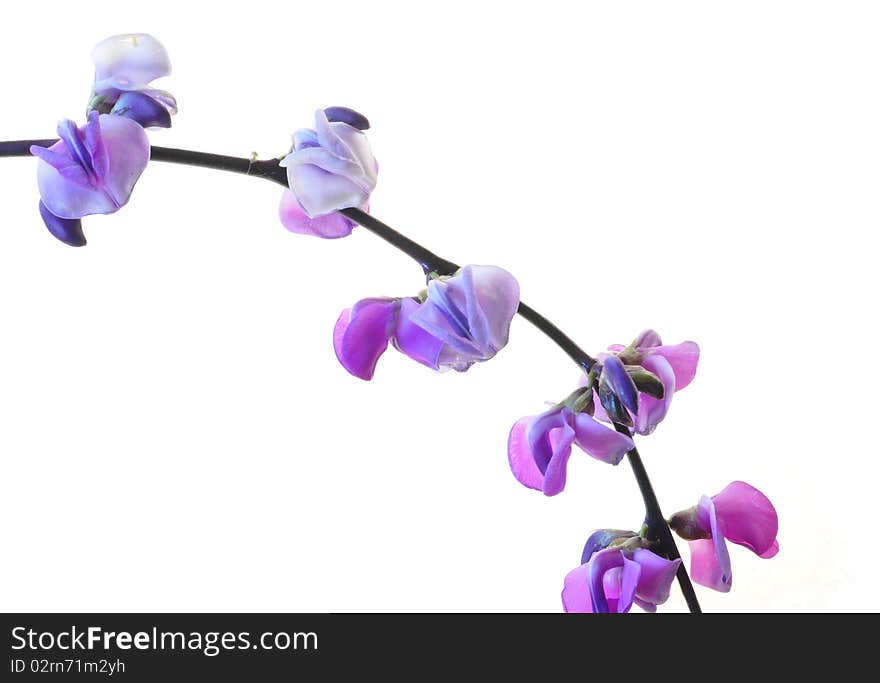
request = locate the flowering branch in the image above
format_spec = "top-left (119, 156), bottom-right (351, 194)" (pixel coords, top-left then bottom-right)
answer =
top-left (1, 137), bottom-right (699, 609)
top-left (1, 33), bottom-right (782, 614)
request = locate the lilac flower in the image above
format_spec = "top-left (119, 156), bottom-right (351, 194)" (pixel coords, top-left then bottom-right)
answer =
top-left (333, 265), bottom-right (519, 379)
top-left (279, 108), bottom-right (377, 238)
top-left (589, 329), bottom-right (700, 435)
top-left (562, 534), bottom-right (681, 613)
top-left (30, 112), bottom-right (150, 246)
top-left (669, 481), bottom-right (779, 592)
top-left (89, 33), bottom-right (177, 128)
top-left (507, 401), bottom-right (633, 496)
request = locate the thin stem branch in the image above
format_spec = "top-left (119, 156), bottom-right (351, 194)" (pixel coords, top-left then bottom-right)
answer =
top-left (2, 140), bottom-right (597, 372)
top-left (613, 422), bottom-right (702, 613)
top-left (3, 139), bottom-right (700, 611)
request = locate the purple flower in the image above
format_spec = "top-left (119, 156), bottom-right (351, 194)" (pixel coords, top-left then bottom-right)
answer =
top-left (562, 541), bottom-right (681, 613)
top-left (669, 481), bottom-right (779, 593)
top-left (333, 266), bottom-right (519, 379)
top-left (279, 108), bottom-right (377, 238)
top-left (589, 329), bottom-right (700, 435)
top-left (507, 402), bottom-right (633, 496)
top-left (409, 265), bottom-right (520, 371)
top-left (30, 112), bottom-right (150, 246)
top-left (89, 33), bottom-right (177, 128)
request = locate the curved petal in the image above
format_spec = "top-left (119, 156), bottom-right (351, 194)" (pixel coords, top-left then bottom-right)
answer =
top-left (92, 33), bottom-right (172, 91)
top-left (410, 278), bottom-right (482, 361)
top-left (634, 355), bottom-right (675, 436)
top-left (648, 341), bottom-right (699, 391)
top-left (571, 412), bottom-right (632, 465)
top-left (392, 298), bottom-right (444, 369)
top-left (110, 91), bottom-right (172, 128)
top-left (279, 190), bottom-right (355, 239)
top-left (689, 496), bottom-right (732, 592)
top-left (526, 408), bottom-right (568, 475)
top-left (760, 540), bottom-right (780, 559)
top-left (283, 161), bottom-right (369, 218)
top-left (562, 564), bottom-right (593, 613)
top-left (588, 549), bottom-right (623, 614)
top-left (332, 298), bottom-right (398, 380)
top-left (616, 555), bottom-right (642, 613)
top-left (324, 106), bottom-right (371, 131)
top-left (463, 265), bottom-right (520, 356)
top-left (507, 417), bottom-right (543, 491)
top-left (38, 201), bottom-right (86, 247)
top-left (631, 548), bottom-right (680, 606)
top-left (711, 481), bottom-right (779, 557)
top-left (94, 114), bottom-right (151, 209)
top-left (285, 146), bottom-right (372, 192)
top-left (331, 122), bottom-right (378, 188)
top-left (541, 423), bottom-right (576, 496)
top-left (633, 597), bottom-right (658, 613)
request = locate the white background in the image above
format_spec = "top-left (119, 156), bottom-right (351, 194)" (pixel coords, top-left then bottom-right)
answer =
top-left (0, 1), bottom-right (876, 613)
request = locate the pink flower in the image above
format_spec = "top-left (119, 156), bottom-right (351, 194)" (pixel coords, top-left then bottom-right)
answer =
top-left (590, 329), bottom-right (700, 435)
top-left (670, 481), bottom-right (779, 592)
top-left (562, 543), bottom-right (681, 613)
top-left (507, 402), bottom-right (633, 496)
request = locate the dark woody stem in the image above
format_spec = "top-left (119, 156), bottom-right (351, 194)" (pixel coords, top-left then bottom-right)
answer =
top-left (1, 140), bottom-right (700, 611)
top-left (613, 423), bottom-right (702, 613)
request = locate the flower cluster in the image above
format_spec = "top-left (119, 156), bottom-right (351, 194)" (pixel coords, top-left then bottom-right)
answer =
top-left (562, 479), bottom-right (778, 613)
top-left (333, 265), bottom-right (520, 378)
top-left (562, 531), bottom-right (681, 613)
top-left (22, 34), bottom-right (782, 614)
top-left (508, 330), bottom-right (698, 496)
top-left (31, 33), bottom-right (177, 246)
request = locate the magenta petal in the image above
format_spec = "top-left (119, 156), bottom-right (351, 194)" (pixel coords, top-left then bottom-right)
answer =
top-left (332, 298), bottom-right (397, 380)
top-left (526, 409), bottom-right (566, 475)
top-left (631, 548), bottom-right (680, 607)
top-left (616, 555), bottom-right (642, 613)
top-left (507, 417), bottom-right (544, 491)
top-left (711, 481), bottom-right (779, 557)
top-left (279, 190), bottom-right (355, 238)
top-left (541, 423), bottom-right (576, 496)
top-left (633, 597), bottom-right (657, 613)
top-left (562, 564), bottom-right (593, 613)
top-left (689, 496), bottom-right (732, 592)
top-left (760, 540), bottom-right (780, 559)
top-left (571, 412), bottom-right (632, 465)
top-left (689, 539), bottom-right (730, 593)
top-left (649, 341), bottom-right (700, 391)
top-left (588, 549), bottom-right (623, 613)
top-left (393, 298), bottom-right (444, 369)
top-left (634, 355), bottom-right (675, 435)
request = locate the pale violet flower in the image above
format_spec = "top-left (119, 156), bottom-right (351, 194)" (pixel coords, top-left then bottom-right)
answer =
top-left (279, 107), bottom-right (377, 238)
top-left (89, 33), bottom-right (177, 128)
top-left (333, 265), bottom-right (520, 379)
top-left (30, 112), bottom-right (150, 246)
